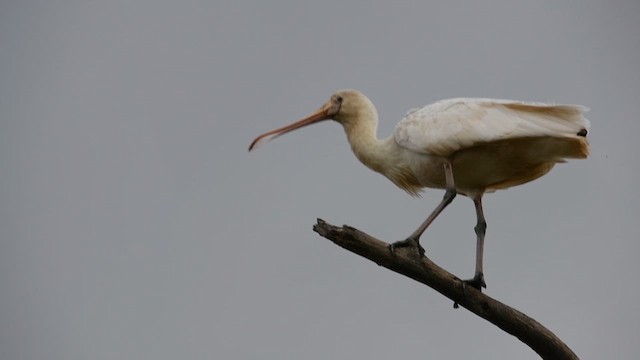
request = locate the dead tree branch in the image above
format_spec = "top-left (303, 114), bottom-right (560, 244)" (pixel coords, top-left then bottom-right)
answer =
top-left (313, 218), bottom-right (578, 360)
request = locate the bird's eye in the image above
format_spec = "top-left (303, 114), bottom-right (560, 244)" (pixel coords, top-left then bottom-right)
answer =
top-left (335, 96), bottom-right (343, 103)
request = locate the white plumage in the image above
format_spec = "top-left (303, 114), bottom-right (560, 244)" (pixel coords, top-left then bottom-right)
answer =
top-left (395, 98), bottom-right (589, 157)
top-left (249, 89), bottom-right (590, 290)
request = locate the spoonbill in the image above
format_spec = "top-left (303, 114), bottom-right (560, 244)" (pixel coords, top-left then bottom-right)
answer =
top-left (249, 89), bottom-right (589, 290)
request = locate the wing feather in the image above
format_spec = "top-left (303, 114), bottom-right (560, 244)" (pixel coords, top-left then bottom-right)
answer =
top-left (394, 98), bottom-right (590, 157)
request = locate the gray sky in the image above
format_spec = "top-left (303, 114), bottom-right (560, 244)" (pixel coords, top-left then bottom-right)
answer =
top-left (1, 1), bottom-right (639, 359)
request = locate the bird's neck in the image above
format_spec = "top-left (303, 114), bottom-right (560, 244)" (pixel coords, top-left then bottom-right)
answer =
top-left (343, 115), bottom-right (395, 174)
top-left (342, 113), bottom-right (423, 196)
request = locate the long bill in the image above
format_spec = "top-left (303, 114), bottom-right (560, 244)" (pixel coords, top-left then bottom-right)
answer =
top-left (248, 107), bottom-right (331, 151)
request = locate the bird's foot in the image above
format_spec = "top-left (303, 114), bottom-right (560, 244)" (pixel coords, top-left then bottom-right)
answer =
top-left (462, 272), bottom-right (486, 293)
top-left (388, 238), bottom-right (425, 257)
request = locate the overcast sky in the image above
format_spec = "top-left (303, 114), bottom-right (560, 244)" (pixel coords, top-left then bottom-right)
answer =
top-left (1, 1), bottom-right (639, 359)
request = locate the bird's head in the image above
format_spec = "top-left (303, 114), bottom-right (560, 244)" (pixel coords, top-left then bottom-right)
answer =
top-left (248, 89), bottom-right (375, 151)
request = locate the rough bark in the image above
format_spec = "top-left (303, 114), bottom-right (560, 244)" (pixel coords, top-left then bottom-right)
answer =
top-left (313, 218), bottom-right (578, 360)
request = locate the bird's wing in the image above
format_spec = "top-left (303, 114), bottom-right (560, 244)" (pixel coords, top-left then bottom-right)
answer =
top-left (394, 98), bottom-right (590, 157)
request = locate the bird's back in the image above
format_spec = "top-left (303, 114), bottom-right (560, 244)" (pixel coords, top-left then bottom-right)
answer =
top-left (393, 98), bottom-right (590, 194)
top-left (395, 98), bottom-right (589, 158)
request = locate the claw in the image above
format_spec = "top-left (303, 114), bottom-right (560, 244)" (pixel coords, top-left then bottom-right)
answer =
top-left (462, 272), bottom-right (486, 292)
top-left (416, 243), bottom-right (425, 257)
top-left (388, 243), bottom-right (398, 255)
top-left (388, 238), bottom-right (425, 257)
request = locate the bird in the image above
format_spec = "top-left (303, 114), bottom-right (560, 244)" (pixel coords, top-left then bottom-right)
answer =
top-left (248, 89), bottom-right (590, 290)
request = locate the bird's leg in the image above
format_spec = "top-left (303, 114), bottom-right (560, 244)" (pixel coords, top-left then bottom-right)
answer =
top-left (390, 161), bottom-right (457, 257)
top-left (462, 194), bottom-right (487, 290)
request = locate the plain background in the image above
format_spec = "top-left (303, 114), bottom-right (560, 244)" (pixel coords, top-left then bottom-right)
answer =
top-left (1, 1), bottom-right (639, 359)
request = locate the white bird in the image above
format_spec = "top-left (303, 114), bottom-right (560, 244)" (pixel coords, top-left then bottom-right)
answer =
top-left (249, 89), bottom-right (589, 290)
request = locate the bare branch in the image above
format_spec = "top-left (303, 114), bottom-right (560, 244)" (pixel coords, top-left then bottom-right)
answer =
top-left (313, 218), bottom-right (578, 360)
